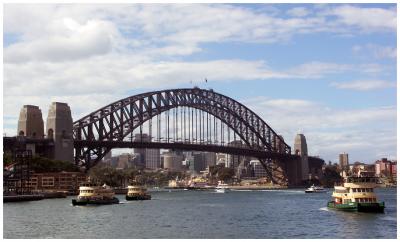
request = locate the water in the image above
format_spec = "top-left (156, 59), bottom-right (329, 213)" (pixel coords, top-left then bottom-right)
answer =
top-left (3, 188), bottom-right (397, 239)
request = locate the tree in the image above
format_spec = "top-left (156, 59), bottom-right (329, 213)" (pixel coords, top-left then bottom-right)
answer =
top-left (321, 165), bottom-right (343, 188)
top-left (217, 167), bottom-right (235, 183)
top-left (29, 156), bottom-right (80, 173)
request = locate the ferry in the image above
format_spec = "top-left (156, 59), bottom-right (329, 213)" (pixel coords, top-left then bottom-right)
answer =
top-left (72, 183), bottom-right (119, 206)
top-left (215, 181), bottom-right (229, 193)
top-left (305, 184), bottom-right (326, 193)
top-left (126, 185), bottom-right (151, 200)
top-left (327, 176), bottom-right (384, 213)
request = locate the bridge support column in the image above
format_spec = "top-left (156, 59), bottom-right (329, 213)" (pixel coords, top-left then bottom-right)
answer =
top-left (46, 102), bottom-right (74, 163)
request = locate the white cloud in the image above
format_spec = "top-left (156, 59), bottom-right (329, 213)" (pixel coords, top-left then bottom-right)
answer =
top-left (244, 97), bottom-right (396, 163)
top-left (4, 19), bottom-right (119, 63)
top-left (323, 5), bottom-right (396, 32)
top-left (330, 80), bottom-right (396, 91)
top-left (286, 61), bottom-right (352, 78)
top-left (4, 4), bottom-right (396, 64)
top-left (3, 4), bottom-right (396, 163)
top-left (353, 44), bottom-right (396, 60)
top-left (286, 7), bottom-right (310, 17)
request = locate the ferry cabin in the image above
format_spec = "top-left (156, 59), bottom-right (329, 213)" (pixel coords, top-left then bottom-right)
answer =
top-left (332, 176), bottom-right (378, 205)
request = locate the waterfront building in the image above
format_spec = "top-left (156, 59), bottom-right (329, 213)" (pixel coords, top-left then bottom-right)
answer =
top-left (250, 160), bottom-right (268, 178)
top-left (189, 152), bottom-right (207, 174)
top-left (17, 105), bottom-right (44, 138)
top-left (28, 172), bottom-right (87, 194)
top-left (162, 151), bottom-right (184, 172)
top-left (204, 152), bottom-right (216, 167)
top-left (375, 158), bottom-right (397, 180)
top-left (339, 153), bottom-right (349, 170)
top-left (102, 151), bottom-right (112, 164)
top-left (226, 141), bottom-right (243, 168)
top-left (294, 134), bottom-right (309, 181)
top-left (117, 153), bottom-right (132, 169)
top-left (216, 153), bottom-right (226, 166)
top-left (133, 133), bottom-right (160, 170)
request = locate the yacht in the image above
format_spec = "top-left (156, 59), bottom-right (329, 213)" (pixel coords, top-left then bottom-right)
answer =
top-left (305, 184), bottom-right (327, 193)
top-left (327, 176), bottom-right (384, 213)
top-left (126, 185), bottom-right (151, 200)
top-left (72, 183), bottom-right (119, 206)
top-left (215, 181), bottom-right (229, 193)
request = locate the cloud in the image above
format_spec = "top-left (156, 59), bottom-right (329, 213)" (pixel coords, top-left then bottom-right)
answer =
top-left (243, 96), bottom-right (396, 163)
top-left (286, 61), bottom-right (352, 78)
top-left (330, 80), bottom-right (396, 91)
top-left (353, 44), bottom-right (397, 60)
top-left (4, 18), bottom-right (119, 63)
top-left (323, 5), bottom-right (396, 32)
top-left (286, 7), bottom-right (310, 17)
top-left (3, 4), bottom-right (396, 163)
top-left (4, 4), bottom-right (397, 64)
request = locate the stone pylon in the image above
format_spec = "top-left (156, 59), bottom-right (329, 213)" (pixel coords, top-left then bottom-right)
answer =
top-left (17, 105), bottom-right (44, 138)
top-left (46, 102), bottom-right (74, 162)
top-left (294, 134), bottom-right (309, 181)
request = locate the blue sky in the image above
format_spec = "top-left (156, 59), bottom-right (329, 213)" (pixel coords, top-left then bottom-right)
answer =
top-left (3, 3), bottom-right (397, 164)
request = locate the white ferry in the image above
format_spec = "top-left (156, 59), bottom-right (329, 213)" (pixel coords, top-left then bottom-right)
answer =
top-left (305, 184), bottom-right (327, 193)
top-left (215, 181), bottom-right (230, 193)
top-left (327, 176), bottom-right (384, 213)
top-left (126, 185), bottom-right (151, 200)
top-left (72, 183), bottom-right (119, 206)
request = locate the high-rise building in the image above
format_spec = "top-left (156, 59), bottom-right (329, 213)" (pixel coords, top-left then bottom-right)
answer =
top-left (250, 160), bottom-right (268, 178)
top-left (133, 133), bottom-right (160, 169)
top-left (339, 153), bottom-right (349, 170)
top-left (117, 153), bottom-right (132, 169)
top-left (226, 140), bottom-right (243, 168)
top-left (162, 151), bottom-right (184, 172)
top-left (189, 152), bottom-right (207, 173)
top-left (17, 105), bottom-right (44, 138)
top-left (294, 134), bottom-right (309, 181)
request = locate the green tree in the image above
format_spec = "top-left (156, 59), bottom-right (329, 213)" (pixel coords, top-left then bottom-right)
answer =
top-left (321, 165), bottom-right (343, 188)
top-left (29, 156), bottom-right (80, 173)
top-left (218, 167), bottom-right (235, 183)
top-left (3, 152), bottom-right (13, 167)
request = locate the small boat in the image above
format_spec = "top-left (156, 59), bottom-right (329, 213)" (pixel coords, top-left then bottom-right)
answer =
top-left (215, 181), bottom-right (229, 193)
top-left (72, 183), bottom-right (119, 206)
top-left (305, 184), bottom-right (326, 193)
top-left (327, 176), bottom-right (384, 213)
top-left (126, 185), bottom-right (151, 200)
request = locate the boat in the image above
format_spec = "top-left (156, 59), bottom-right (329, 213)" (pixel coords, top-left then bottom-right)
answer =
top-left (327, 176), bottom-right (385, 213)
top-left (305, 184), bottom-right (326, 193)
top-left (126, 185), bottom-right (151, 200)
top-left (72, 183), bottom-right (119, 206)
top-left (215, 181), bottom-right (229, 193)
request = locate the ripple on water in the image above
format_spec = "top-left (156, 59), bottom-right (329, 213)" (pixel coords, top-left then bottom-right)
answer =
top-left (3, 188), bottom-right (397, 239)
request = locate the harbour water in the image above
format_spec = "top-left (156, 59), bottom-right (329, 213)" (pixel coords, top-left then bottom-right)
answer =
top-left (3, 188), bottom-right (397, 239)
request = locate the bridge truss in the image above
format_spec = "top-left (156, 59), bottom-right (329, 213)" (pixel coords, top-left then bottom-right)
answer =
top-left (73, 88), bottom-right (293, 185)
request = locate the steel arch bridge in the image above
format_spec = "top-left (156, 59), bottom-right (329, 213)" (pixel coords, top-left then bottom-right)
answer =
top-left (73, 88), bottom-right (297, 185)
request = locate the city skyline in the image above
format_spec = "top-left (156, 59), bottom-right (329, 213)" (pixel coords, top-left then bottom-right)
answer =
top-left (3, 3), bottom-right (397, 164)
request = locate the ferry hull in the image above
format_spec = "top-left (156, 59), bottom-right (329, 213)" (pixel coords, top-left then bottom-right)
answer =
top-left (327, 201), bottom-right (384, 213)
top-left (72, 197), bottom-right (119, 206)
top-left (126, 194), bottom-right (151, 201)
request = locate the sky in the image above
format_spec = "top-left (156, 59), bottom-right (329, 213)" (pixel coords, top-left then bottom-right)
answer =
top-left (3, 3), bottom-right (397, 164)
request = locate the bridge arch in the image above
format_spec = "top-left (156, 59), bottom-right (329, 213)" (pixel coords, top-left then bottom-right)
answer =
top-left (73, 88), bottom-right (292, 184)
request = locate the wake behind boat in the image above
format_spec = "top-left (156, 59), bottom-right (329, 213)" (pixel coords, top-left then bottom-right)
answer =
top-left (215, 181), bottom-right (229, 193)
top-left (305, 184), bottom-right (327, 193)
